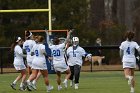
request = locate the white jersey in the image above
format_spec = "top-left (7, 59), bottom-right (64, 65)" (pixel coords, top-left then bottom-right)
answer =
top-left (67, 46), bottom-right (86, 66)
top-left (13, 45), bottom-right (24, 65)
top-left (119, 40), bottom-right (139, 63)
top-left (31, 43), bottom-right (47, 70)
top-left (49, 43), bottom-right (66, 65)
top-left (23, 40), bottom-right (36, 65)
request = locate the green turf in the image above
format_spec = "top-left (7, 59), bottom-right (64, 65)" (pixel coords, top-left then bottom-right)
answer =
top-left (0, 71), bottom-right (140, 93)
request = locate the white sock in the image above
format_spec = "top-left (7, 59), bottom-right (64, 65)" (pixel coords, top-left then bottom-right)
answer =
top-left (64, 79), bottom-right (67, 83)
top-left (32, 80), bottom-right (36, 85)
top-left (20, 82), bottom-right (24, 87)
top-left (27, 80), bottom-right (30, 83)
top-left (13, 80), bottom-right (17, 84)
top-left (130, 87), bottom-right (134, 92)
top-left (126, 75), bottom-right (133, 80)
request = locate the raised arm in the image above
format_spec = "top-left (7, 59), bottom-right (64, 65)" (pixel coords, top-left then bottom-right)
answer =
top-left (64, 29), bottom-right (73, 45)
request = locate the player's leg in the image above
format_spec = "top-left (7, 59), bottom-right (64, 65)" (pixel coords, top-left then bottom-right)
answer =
top-left (124, 68), bottom-right (132, 84)
top-left (74, 65), bottom-right (81, 89)
top-left (130, 68), bottom-right (135, 93)
top-left (26, 69), bottom-right (38, 91)
top-left (40, 70), bottom-right (53, 92)
top-left (32, 70), bottom-right (42, 90)
top-left (10, 72), bottom-right (22, 90)
top-left (63, 68), bottom-right (71, 88)
top-left (19, 69), bottom-right (27, 91)
top-left (69, 66), bottom-right (74, 87)
top-left (56, 71), bottom-right (62, 90)
top-left (27, 66), bottom-right (32, 75)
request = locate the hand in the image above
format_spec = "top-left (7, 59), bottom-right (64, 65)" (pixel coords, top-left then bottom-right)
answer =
top-left (86, 54), bottom-right (92, 62)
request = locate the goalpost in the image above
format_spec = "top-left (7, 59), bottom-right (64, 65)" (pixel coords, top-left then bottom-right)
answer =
top-left (0, 0), bottom-right (52, 30)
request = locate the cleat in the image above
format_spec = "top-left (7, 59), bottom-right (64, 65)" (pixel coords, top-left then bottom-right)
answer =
top-left (63, 81), bottom-right (68, 88)
top-left (58, 85), bottom-right (62, 90)
top-left (47, 85), bottom-right (53, 92)
top-left (19, 87), bottom-right (26, 91)
top-left (26, 82), bottom-right (33, 91)
top-left (10, 83), bottom-right (16, 90)
top-left (75, 84), bottom-right (78, 89)
top-left (32, 84), bottom-right (37, 90)
top-left (70, 80), bottom-right (74, 87)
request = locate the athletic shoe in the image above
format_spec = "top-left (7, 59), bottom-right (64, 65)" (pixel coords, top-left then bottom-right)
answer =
top-left (130, 91), bottom-right (134, 93)
top-left (32, 83), bottom-right (37, 90)
top-left (58, 85), bottom-right (62, 90)
top-left (26, 81), bottom-right (33, 91)
top-left (130, 87), bottom-right (134, 93)
top-left (74, 84), bottom-right (78, 89)
top-left (63, 81), bottom-right (68, 88)
top-left (47, 85), bottom-right (53, 92)
top-left (19, 87), bottom-right (26, 91)
top-left (70, 80), bottom-right (74, 87)
top-left (10, 83), bottom-right (16, 90)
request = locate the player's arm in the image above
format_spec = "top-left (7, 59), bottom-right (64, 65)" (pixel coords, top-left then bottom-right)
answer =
top-left (19, 52), bottom-right (27, 58)
top-left (45, 29), bottom-right (51, 45)
top-left (119, 49), bottom-right (123, 58)
top-left (64, 30), bottom-right (73, 45)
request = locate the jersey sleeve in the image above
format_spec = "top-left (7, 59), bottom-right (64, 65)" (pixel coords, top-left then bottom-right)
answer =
top-left (81, 48), bottom-right (86, 57)
top-left (22, 42), bottom-right (26, 49)
top-left (16, 46), bottom-right (23, 55)
top-left (119, 42), bottom-right (124, 50)
top-left (135, 42), bottom-right (140, 49)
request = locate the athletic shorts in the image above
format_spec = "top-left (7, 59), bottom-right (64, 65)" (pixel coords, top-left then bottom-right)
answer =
top-left (123, 62), bottom-right (136, 68)
top-left (53, 63), bottom-right (69, 72)
top-left (32, 58), bottom-right (47, 70)
top-left (14, 64), bottom-right (26, 71)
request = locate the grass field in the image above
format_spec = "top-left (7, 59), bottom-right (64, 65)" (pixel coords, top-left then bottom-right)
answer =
top-left (0, 71), bottom-right (140, 93)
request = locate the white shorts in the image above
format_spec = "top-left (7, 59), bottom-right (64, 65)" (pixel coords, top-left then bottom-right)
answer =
top-left (14, 64), bottom-right (26, 71)
top-left (32, 58), bottom-right (47, 70)
top-left (123, 62), bottom-right (136, 68)
top-left (53, 63), bottom-right (69, 72)
top-left (27, 61), bottom-right (32, 67)
top-left (26, 55), bottom-right (34, 67)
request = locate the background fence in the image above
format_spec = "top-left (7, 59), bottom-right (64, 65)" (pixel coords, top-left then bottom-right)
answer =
top-left (0, 45), bottom-right (128, 74)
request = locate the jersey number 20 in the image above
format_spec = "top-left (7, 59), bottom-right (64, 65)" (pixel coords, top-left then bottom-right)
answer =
top-left (53, 50), bottom-right (60, 57)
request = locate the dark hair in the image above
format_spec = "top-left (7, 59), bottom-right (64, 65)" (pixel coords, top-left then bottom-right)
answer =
top-left (125, 31), bottom-right (135, 41)
top-left (53, 37), bottom-right (60, 45)
top-left (25, 30), bottom-right (31, 39)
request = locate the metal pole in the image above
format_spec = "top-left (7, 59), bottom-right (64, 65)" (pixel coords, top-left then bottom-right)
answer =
top-left (0, 49), bottom-right (3, 74)
top-left (48, 0), bottom-right (52, 31)
top-left (0, 9), bottom-right (49, 13)
top-left (90, 61), bottom-right (93, 72)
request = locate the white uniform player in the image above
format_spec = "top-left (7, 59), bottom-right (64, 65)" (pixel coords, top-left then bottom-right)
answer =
top-left (67, 37), bottom-right (91, 89)
top-left (119, 31), bottom-right (140, 93)
top-left (49, 43), bottom-right (69, 72)
top-left (23, 40), bottom-right (36, 67)
top-left (14, 45), bottom-right (26, 70)
top-left (10, 37), bottom-right (27, 91)
top-left (46, 30), bottom-right (72, 90)
top-left (119, 41), bottom-right (139, 68)
top-left (31, 43), bottom-right (47, 70)
top-left (26, 36), bottom-right (53, 92)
